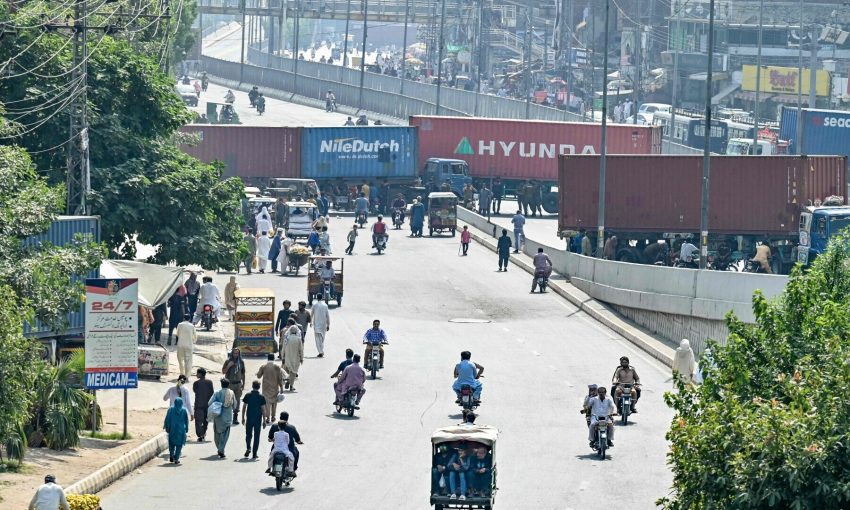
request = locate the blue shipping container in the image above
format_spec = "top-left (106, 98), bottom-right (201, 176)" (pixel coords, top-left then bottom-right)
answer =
top-left (781, 107), bottom-right (850, 159)
top-left (300, 127), bottom-right (418, 180)
top-left (22, 216), bottom-right (101, 338)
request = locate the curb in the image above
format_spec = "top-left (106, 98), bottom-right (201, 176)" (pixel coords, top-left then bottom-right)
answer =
top-left (65, 432), bottom-right (169, 495)
top-left (466, 227), bottom-right (675, 368)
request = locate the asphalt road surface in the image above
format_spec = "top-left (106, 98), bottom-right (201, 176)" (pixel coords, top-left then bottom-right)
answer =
top-left (100, 223), bottom-right (674, 509)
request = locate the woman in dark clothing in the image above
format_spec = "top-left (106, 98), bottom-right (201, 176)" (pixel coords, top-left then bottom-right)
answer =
top-left (167, 287), bottom-right (187, 345)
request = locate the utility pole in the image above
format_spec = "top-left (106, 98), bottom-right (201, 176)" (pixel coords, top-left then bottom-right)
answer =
top-left (796, 0), bottom-right (803, 154)
top-left (434, 0), bottom-right (447, 114)
top-left (342, 0), bottom-right (352, 67)
top-left (292, 0), bottom-right (301, 97)
top-left (240, 0), bottom-right (246, 83)
top-left (699, 0), bottom-right (716, 270)
top-left (67, 0), bottom-right (90, 215)
top-left (670, 1), bottom-right (681, 145)
top-left (596, 0), bottom-right (609, 257)
top-left (524, 7), bottom-right (532, 119)
top-left (809, 25), bottom-right (818, 109)
top-left (633, 0), bottom-right (641, 123)
top-left (399, 0), bottom-right (410, 94)
top-left (358, 0), bottom-right (369, 110)
top-left (474, 0), bottom-right (485, 116)
top-left (564, 0), bottom-right (573, 120)
top-left (751, 0), bottom-right (764, 154)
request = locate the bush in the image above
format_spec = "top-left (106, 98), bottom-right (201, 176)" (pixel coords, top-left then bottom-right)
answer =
top-left (67, 494), bottom-right (101, 510)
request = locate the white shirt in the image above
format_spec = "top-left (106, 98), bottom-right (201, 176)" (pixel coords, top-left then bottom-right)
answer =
top-left (163, 384), bottom-right (193, 410)
top-left (318, 266), bottom-right (335, 280)
top-left (588, 396), bottom-right (616, 418)
top-left (680, 243), bottom-right (698, 262)
top-left (29, 483), bottom-right (69, 510)
top-left (175, 320), bottom-right (196, 349)
top-left (312, 300), bottom-right (330, 330)
top-left (272, 429), bottom-right (291, 452)
top-left (257, 235), bottom-right (272, 257)
top-left (198, 282), bottom-right (221, 307)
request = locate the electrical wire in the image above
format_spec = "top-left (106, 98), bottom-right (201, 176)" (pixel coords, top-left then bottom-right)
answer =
top-left (2, 75), bottom-right (85, 114)
top-left (4, 0), bottom-right (113, 30)
top-left (0, 80), bottom-right (84, 138)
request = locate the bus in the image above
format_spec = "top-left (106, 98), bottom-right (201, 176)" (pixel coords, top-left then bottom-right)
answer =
top-left (652, 110), bottom-right (729, 153)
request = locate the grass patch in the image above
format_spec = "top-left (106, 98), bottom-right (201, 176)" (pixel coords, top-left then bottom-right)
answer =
top-left (0, 460), bottom-right (31, 474)
top-left (87, 431), bottom-right (133, 440)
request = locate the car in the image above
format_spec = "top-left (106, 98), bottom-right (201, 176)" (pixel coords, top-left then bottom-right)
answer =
top-left (176, 83), bottom-right (198, 106)
top-left (633, 102), bottom-right (671, 125)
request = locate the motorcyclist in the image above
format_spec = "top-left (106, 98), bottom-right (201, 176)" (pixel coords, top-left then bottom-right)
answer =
top-left (356, 114), bottom-right (369, 126)
top-left (452, 350), bottom-right (484, 403)
top-left (752, 240), bottom-right (773, 274)
top-left (531, 247), bottom-right (553, 292)
top-left (612, 356), bottom-right (641, 413)
top-left (265, 419), bottom-right (296, 477)
top-left (193, 276), bottom-right (222, 324)
top-left (325, 90), bottom-right (336, 112)
top-left (362, 319), bottom-right (388, 369)
top-left (201, 72), bottom-right (209, 92)
top-left (344, 116), bottom-right (355, 126)
top-left (713, 242), bottom-right (733, 270)
top-left (267, 411), bottom-right (302, 471)
top-left (587, 386), bottom-right (615, 448)
top-left (371, 215), bottom-right (387, 249)
top-left (248, 86), bottom-right (259, 107)
top-left (679, 239), bottom-right (699, 268)
top-left (354, 192), bottom-right (370, 223)
top-left (316, 259), bottom-right (336, 297)
top-left (391, 194), bottom-right (407, 225)
top-left (256, 93), bottom-right (266, 115)
top-left (336, 354), bottom-right (366, 407)
top-left (224, 89), bottom-right (235, 104)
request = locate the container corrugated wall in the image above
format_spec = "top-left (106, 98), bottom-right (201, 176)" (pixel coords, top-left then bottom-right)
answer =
top-left (22, 216), bottom-right (101, 338)
top-left (558, 155), bottom-right (847, 235)
top-left (179, 126), bottom-right (301, 186)
top-left (300, 126), bottom-right (418, 180)
top-left (411, 115), bottom-right (662, 182)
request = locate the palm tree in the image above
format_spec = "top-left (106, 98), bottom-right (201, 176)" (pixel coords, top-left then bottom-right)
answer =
top-left (28, 350), bottom-right (93, 450)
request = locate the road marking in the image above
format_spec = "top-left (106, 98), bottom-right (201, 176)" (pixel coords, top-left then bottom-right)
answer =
top-left (333, 428), bottom-right (344, 437)
top-left (321, 449), bottom-right (331, 458)
top-left (531, 350), bottom-right (541, 356)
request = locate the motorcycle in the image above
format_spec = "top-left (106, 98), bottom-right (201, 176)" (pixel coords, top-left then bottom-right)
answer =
top-left (201, 304), bottom-right (216, 331)
top-left (326, 99), bottom-right (337, 112)
top-left (591, 416), bottom-right (611, 459)
top-left (335, 388), bottom-right (359, 417)
top-left (531, 269), bottom-right (548, 293)
top-left (321, 279), bottom-right (332, 302)
top-left (743, 258), bottom-right (766, 273)
top-left (256, 100), bottom-right (266, 115)
top-left (356, 210), bottom-right (368, 228)
top-left (366, 344), bottom-right (381, 379)
top-left (457, 383), bottom-right (480, 419)
top-left (375, 233), bottom-right (388, 255)
top-left (392, 208), bottom-right (404, 229)
top-left (676, 256), bottom-right (699, 269)
top-left (618, 383), bottom-right (634, 425)
top-left (271, 452), bottom-right (296, 490)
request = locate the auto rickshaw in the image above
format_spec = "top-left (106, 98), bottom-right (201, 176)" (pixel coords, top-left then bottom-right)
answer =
top-left (268, 178), bottom-right (319, 200)
top-left (281, 201), bottom-right (318, 239)
top-left (427, 192), bottom-right (458, 236)
top-left (243, 196), bottom-right (277, 231)
top-left (430, 425), bottom-right (498, 510)
top-left (307, 256), bottom-right (343, 306)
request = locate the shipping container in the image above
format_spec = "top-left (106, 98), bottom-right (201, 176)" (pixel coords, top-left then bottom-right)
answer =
top-left (179, 125), bottom-right (301, 186)
top-left (22, 216), bottom-right (101, 339)
top-left (780, 107), bottom-right (850, 173)
top-left (411, 116), bottom-right (662, 182)
top-left (300, 126), bottom-right (418, 180)
top-left (558, 155), bottom-right (847, 236)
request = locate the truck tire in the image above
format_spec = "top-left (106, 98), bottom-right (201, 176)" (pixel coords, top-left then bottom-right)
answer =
top-left (542, 193), bottom-right (558, 214)
top-left (616, 247), bottom-right (641, 264)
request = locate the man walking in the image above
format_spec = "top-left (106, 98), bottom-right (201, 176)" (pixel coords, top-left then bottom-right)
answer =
top-left (242, 380), bottom-right (266, 459)
top-left (511, 210), bottom-right (526, 253)
top-left (256, 354), bottom-right (285, 425)
top-left (491, 178), bottom-right (504, 214)
top-left (223, 347), bottom-right (246, 425)
top-left (293, 301), bottom-right (312, 342)
top-left (243, 228), bottom-right (257, 275)
top-left (497, 229), bottom-right (512, 271)
top-left (282, 324), bottom-right (305, 391)
top-left (192, 367), bottom-right (214, 441)
top-left (175, 314), bottom-right (196, 378)
top-left (28, 474), bottom-right (69, 510)
top-left (184, 272), bottom-right (200, 320)
top-left (311, 294), bottom-right (330, 357)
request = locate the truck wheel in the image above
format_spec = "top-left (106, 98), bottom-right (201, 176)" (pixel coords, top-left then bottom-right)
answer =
top-left (542, 193), bottom-right (558, 214)
top-left (616, 247), bottom-right (640, 264)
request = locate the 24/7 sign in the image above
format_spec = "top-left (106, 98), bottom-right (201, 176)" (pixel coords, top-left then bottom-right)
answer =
top-left (84, 279), bottom-right (139, 389)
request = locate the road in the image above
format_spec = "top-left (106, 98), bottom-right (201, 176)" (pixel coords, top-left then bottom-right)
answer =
top-left (100, 224), bottom-right (674, 509)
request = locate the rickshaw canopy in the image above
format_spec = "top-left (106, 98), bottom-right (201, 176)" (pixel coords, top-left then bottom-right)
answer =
top-left (234, 288), bottom-right (275, 299)
top-left (428, 192), bottom-right (458, 201)
top-left (285, 201), bottom-right (317, 209)
top-left (431, 425), bottom-right (499, 447)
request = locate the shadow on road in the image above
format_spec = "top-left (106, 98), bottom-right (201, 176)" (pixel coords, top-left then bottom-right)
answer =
top-left (326, 413), bottom-right (361, 420)
top-left (259, 486), bottom-right (294, 495)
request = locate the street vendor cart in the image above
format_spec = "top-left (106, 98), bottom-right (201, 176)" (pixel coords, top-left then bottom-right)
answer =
top-left (233, 288), bottom-right (276, 355)
top-left (284, 243), bottom-right (311, 276)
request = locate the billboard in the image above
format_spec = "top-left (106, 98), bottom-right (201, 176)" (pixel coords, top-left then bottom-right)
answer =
top-left (84, 279), bottom-right (139, 390)
top-left (742, 65), bottom-right (830, 96)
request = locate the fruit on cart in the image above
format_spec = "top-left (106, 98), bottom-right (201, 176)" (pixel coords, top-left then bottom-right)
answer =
top-left (68, 494), bottom-right (102, 510)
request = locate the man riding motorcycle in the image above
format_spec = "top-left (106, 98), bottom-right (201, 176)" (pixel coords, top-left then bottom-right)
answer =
top-left (371, 215), bottom-right (388, 249)
top-left (363, 319), bottom-right (388, 368)
top-left (193, 276), bottom-right (222, 324)
top-left (531, 247), bottom-right (553, 292)
top-left (678, 240), bottom-right (699, 268)
top-left (452, 350), bottom-right (484, 402)
top-left (751, 240), bottom-right (773, 274)
top-left (354, 192), bottom-right (370, 223)
top-left (391, 194), bottom-right (407, 226)
top-left (587, 386), bottom-right (615, 448)
top-left (316, 260), bottom-right (336, 297)
top-left (611, 356), bottom-right (641, 413)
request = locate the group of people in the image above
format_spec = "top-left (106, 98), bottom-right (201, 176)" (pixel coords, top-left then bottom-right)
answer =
top-left (431, 442), bottom-right (493, 500)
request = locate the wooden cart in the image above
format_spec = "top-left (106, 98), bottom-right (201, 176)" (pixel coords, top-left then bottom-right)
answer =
top-left (233, 288), bottom-right (276, 355)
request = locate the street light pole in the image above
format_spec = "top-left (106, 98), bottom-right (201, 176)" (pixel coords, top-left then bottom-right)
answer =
top-left (809, 25), bottom-right (818, 109)
top-left (751, 0), bottom-right (764, 154)
top-left (435, 0), bottom-right (447, 114)
top-left (342, 0), bottom-right (352, 68)
top-left (670, 1), bottom-right (681, 143)
top-left (796, 0), bottom-right (803, 154)
top-left (596, 0), bottom-right (609, 258)
top-left (699, 0), bottom-right (716, 270)
top-left (524, 8), bottom-right (532, 119)
top-left (633, 0), bottom-right (641, 123)
top-left (564, 0), bottom-right (573, 121)
top-left (358, 0), bottom-right (369, 111)
top-left (400, 0), bottom-right (410, 95)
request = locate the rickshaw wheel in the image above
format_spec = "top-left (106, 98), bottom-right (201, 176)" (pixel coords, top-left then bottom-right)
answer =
top-left (429, 228), bottom-right (434, 236)
top-left (451, 228), bottom-right (456, 237)
top-left (336, 294), bottom-right (342, 306)
top-left (435, 505), bottom-right (444, 510)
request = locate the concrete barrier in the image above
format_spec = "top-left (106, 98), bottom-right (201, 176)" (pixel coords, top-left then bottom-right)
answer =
top-left (65, 433), bottom-right (168, 496)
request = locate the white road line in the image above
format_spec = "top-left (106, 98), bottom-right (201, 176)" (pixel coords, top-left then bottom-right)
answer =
top-left (502, 327), bottom-right (510, 332)
top-left (333, 428), bottom-right (344, 437)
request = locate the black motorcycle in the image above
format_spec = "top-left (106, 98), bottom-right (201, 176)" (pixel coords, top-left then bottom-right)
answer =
top-left (392, 208), bottom-right (404, 229)
top-left (356, 210), bottom-right (367, 228)
top-left (270, 452), bottom-right (296, 490)
top-left (457, 384), bottom-right (480, 419)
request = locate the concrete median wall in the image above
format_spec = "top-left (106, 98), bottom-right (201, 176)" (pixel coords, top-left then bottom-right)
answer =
top-left (457, 206), bottom-right (788, 354)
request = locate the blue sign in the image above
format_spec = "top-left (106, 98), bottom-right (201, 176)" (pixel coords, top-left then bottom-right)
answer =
top-left (85, 371), bottom-right (138, 389)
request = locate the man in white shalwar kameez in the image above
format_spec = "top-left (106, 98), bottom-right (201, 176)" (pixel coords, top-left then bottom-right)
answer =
top-left (193, 276), bottom-right (222, 323)
top-left (256, 231), bottom-right (272, 273)
top-left (311, 295), bottom-right (330, 357)
top-left (256, 207), bottom-right (273, 235)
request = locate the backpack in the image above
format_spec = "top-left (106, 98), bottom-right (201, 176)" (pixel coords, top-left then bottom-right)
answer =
top-left (373, 222), bottom-right (386, 234)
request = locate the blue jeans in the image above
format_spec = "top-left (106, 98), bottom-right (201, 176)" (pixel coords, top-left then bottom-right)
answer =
top-left (449, 471), bottom-right (467, 496)
top-left (470, 468), bottom-right (492, 492)
top-left (513, 230), bottom-right (523, 250)
top-left (453, 380), bottom-right (482, 400)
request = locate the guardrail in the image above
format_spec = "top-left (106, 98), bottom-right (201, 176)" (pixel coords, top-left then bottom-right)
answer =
top-left (197, 0), bottom-right (459, 23)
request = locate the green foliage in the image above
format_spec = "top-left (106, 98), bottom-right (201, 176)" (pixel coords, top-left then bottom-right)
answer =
top-left (0, 286), bottom-right (37, 462)
top-left (660, 232), bottom-right (850, 509)
top-left (29, 358), bottom-right (93, 450)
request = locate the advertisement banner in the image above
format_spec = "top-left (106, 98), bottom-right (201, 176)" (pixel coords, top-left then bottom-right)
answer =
top-left (84, 279), bottom-right (139, 389)
top-left (741, 65), bottom-right (830, 96)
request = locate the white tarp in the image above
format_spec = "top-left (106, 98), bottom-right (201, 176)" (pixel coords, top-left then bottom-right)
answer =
top-left (431, 425), bottom-right (499, 446)
top-left (99, 260), bottom-right (185, 308)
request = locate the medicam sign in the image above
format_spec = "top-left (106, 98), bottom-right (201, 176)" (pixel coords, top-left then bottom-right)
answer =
top-left (84, 278), bottom-right (139, 389)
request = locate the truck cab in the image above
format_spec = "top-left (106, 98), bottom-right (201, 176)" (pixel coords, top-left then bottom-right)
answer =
top-left (726, 138), bottom-right (789, 156)
top-left (421, 158), bottom-right (472, 196)
top-left (798, 205), bottom-right (850, 265)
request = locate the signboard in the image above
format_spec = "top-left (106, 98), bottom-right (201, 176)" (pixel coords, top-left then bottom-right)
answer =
top-left (742, 65), bottom-right (830, 97)
top-left (84, 279), bottom-right (139, 389)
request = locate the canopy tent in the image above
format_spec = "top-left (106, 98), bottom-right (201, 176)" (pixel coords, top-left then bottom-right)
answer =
top-left (431, 425), bottom-right (499, 446)
top-left (99, 260), bottom-right (185, 308)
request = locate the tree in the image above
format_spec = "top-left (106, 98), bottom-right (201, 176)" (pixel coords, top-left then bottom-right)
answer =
top-left (660, 232), bottom-right (850, 509)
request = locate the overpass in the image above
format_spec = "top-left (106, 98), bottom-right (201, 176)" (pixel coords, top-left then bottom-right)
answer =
top-left (197, 0), bottom-right (460, 25)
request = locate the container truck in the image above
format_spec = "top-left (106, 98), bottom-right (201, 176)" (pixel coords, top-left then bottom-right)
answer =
top-left (558, 155), bottom-right (847, 274)
top-left (780, 107), bottom-right (850, 175)
top-left (410, 115), bottom-right (662, 214)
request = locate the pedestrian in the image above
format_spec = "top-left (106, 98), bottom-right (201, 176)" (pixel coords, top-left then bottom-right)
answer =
top-left (293, 301), bottom-right (311, 342)
top-left (241, 380), bottom-right (266, 459)
top-left (311, 294), bottom-right (330, 357)
top-left (278, 234), bottom-right (292, 274)
top-left (192, 367), bottom-right (214, 441)
top-left (672, 338), bottom-right (696, 384)
top-left (603, 235), bottom-right (619, 260)
top-left (282, 324), bottom-right (304, 391)
top-left (497, 229), bottom-right (512, 271)
top-left (317, 192), bottom-right (330, 217)
top-left (222, 347), bottom-right (246, 425)
top-left (460, 226), bottom-right (471, 255)
top-left (164, 396), bottom-right (190, 464)
top-left (410, 198), bottom-right (425, 237)
top-left (150, 302), bottom-right (167, 343)
top-left (209, 379), bottom-right (236, 458)
top-left (28, 474), bottom-right (69, 510)
top-left (166, 286), bottom-right (187, 344)
top-left (319, 226), bottom-right (332, 254)
top-left (511, 210), bottom-right (525, 253)
top-left (224, 276), bottom-right (239, 321)
top-left (307, 228), bottom-right (321, 254)
top-left (257, 230), bottom-right (272, 273)
top-left (256, 353), bottom-right (285, 425)
top-left (275, 300), bottom-right (294, 339)
top-left (175, 314), bottom-right (196, 378)
top-left (243, 228), bottom-right (257, 275)
top-left (530, 181), bottom-right (543, 217)
top-left (185, 272), bottom-right (200, 318)
top-left (478, 186), bottom-right (492, 216)
top-left (345, 223), bottom-right (358, 254)
top-left (491, 178), bottom-right (504, 214)
top-left (269, 229), bottom-right (283, 273)
top-left (256, 207), bottom-right (273, 234)
top-left (163, 374), bottom-right (193, 411)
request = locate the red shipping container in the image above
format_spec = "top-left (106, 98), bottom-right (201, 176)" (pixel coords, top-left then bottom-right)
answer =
top-left (558, 155), bottom-right (848, 235)
top-left (410, 116), bottom-right (662, 181)
top-left (178, 126), bottom-right (301, 185)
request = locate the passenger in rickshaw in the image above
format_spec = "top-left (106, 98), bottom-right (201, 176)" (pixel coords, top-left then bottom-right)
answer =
top-left (447, 447), bottom-right (471, 500)
top-left (469, 447), bottom-right (493, 497)
top-left (316, 259), bottom-right (336, 296)
top-left (432, 445), bottom-right (454, 497)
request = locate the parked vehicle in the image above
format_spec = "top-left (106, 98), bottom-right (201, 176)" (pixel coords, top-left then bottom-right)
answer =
top-left (780, 107), bottom-right (850, 165)
top-left (558, 155), bottom-right (848, 274)
top-left (268, 178), bottom-right (319, 200)
top-left (652, 110), bottom-right (728, 153)
top-left (427, 192), bottom-right (458, 236)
